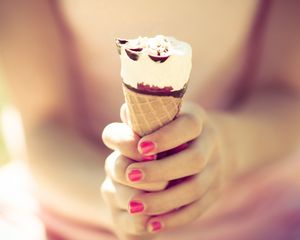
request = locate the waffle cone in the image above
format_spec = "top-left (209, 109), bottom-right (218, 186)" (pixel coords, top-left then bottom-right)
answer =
top-left (123, 86), bottom-right (182, 137)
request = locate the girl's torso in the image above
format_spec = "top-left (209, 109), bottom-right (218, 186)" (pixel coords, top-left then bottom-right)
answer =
top-left (55, 0), bottom-right (264, 139)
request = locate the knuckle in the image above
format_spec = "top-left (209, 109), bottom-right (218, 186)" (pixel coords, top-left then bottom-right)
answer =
top-left (142, 190), bottom-right (176, 215)
top-left (100, 177), bottom-right (114, 202)
top-left (102, 123), bottom-right (138, 151)
top-left (115, 162), bottom-right (127, 183)
top-left (105, 152), bottom-right (126, 182)
top-left (145, 197), bottom-right (167, 215)
top-left (101, 123), bottom-right (115, 146)
top-left (114, 155), bottom-right (125, 173)
top-left (130, 216), bottom-right (147, 235)
top-left (104, 151), bottom-right (117, 175)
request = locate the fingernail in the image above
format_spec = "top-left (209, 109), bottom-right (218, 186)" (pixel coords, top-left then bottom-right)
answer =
top-left (128, 169), bottom-right (143, 182)
top-left (129, 201), bottom-right (144, 214)
top-left (142, 154), bottom-right (157, 161)
top-left (148, 221), bottom-right (162, 232)
top-left (139, 141), bottom-right (156, 155)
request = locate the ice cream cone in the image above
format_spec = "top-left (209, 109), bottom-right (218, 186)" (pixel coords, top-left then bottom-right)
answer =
top-left (123, 85), bottom-right (182, 137)
top-left (116, 35), bottom-right (192, 191)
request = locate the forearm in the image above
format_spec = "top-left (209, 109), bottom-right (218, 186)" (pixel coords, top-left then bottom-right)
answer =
top-left (212, 87), bottom-right (300, 178)
top-left (24, 121), bottom-right (113, 229)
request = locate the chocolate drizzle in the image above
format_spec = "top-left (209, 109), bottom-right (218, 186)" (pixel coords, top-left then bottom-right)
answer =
top-left (129, 48), bottom-right (143, 52)
top-left (117, 39), bottom-right (128, 44)
top-left (116, 36), bottom-right (174, 63)
top-left (125, 49), bottom-right (139, 61)
top-left (115, 38), bottom-right (128, 55)
top-left (148, 55), bottom-right (170, 63)
top-left (137, 83), bottom-right (173, 92)
top-left (123, 82), bottom-right (187, 98)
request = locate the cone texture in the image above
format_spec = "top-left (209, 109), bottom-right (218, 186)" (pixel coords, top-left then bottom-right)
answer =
top-left (123, 86), bottom-right (182, 137)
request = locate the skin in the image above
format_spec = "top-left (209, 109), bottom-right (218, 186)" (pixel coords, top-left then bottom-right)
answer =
top-left (102, 102), bottom-right (220, 239)
top-left (102, 91), bottom-right (300, 240)
top-left (1, 0), bottom-right (300, 239)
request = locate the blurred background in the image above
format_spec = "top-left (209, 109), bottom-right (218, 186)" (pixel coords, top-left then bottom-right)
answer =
top-left (0, 70), bottom-right (10, 166)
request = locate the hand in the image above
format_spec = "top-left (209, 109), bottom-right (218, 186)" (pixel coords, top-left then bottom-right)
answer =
top-left (101, 102), bottom-right (228, 239)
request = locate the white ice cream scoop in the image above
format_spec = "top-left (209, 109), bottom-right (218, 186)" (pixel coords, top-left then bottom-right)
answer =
top-left (116, 35), bottom-right (192, 92)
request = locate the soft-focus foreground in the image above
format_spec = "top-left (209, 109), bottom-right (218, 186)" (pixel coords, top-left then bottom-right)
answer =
top-left (0, 78), bottom-right (9, 166)
top-left (0, 76), bottom-right (47, 240)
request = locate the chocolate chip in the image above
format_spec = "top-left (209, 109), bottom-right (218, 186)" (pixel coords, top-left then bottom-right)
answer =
top-left (125, 49), bottom-right (139, 61)
top-left (129, 48), bottom-right (143, 52)
top-left (116, 38), bottom-right (128, 45)
top-left (115, 40), bottom-right (124, 55)
top-left (115, 38), bottom-right (128, 55)
top-left (148, 55), bottom-right (170, 63)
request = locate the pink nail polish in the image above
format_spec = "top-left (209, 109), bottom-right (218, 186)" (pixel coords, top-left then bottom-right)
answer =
top-left (150, 221), bottom-right (162, 232)
top-left (142, 154), bottom-right (157, 161)
top-left (128, 169), bottom-right (143, 182)
top-left (139, 141), bottom-right (156, 155)
top-left (129, 201), bottom-right (144, 214)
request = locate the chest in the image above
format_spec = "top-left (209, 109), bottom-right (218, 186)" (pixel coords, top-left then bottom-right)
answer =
top-left (58, 0), bottom-right (259, 128)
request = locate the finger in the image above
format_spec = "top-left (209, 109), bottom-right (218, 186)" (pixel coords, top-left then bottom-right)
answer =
top-left (129, 163), bottom-right (216, 216)
top-left (120, 103), bottom-right (129, 124)
top-left (126, 128), bottom-right (216, 183)
top-left (137, 104), bottom-right (205, 156)
top-left (101, 179), bottom-right (151, 238)
top-left (105, 151), bottom-right (168, 191)
top-left (102, 123), bottom-right (142, 160)
top-left (146, 188), bottom-right (219, 234)
top-left (114, 209), bottom-right (149, 236)
top-left (101, 176), bottom-right (141, 211)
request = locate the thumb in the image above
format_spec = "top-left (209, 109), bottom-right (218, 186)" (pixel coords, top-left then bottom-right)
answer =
top-left (120, 103), bottom-right (129, 124)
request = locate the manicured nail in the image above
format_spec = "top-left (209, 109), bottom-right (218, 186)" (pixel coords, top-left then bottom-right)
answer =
top-left (149, 221), bottom-right (162, 232)
top-left (128, 169), bottom-right (143, 182)
top-left (139, 141), bottom-right (156, 155)
top-left (129, 201), bottom-right (144, 214)
top-left (142, 154), bottom-right (157, 161)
